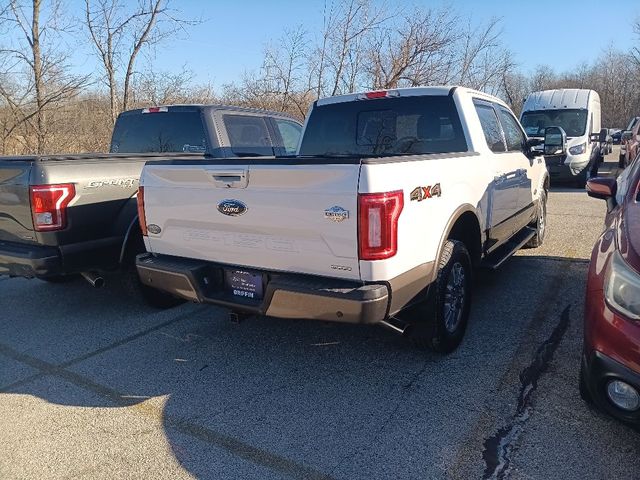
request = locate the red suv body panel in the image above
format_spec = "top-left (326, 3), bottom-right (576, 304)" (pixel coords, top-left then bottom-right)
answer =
top-left (583, 163), bottom-right (640, 424)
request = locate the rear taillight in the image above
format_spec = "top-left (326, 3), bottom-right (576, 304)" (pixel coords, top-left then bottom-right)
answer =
top-left (29, 184), bottom-right (75, 232)
top-left (358, 190), bottom-right (404, 260)
top-left (137, 186), bottom-right (147, 236)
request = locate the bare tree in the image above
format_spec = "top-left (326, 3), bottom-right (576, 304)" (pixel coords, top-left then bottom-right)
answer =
top-left (0, 0), bottom-right (88, 153)
top-left (84, 0), bottom-right (199, 124)
top-left (367, 7), bottom-right (458, 89)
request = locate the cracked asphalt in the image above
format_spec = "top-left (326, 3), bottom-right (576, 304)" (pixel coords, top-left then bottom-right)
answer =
top-left (1, 153), bottom-right (639, 479)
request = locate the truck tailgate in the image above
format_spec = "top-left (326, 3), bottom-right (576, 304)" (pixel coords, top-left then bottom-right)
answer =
top-left (142, 161), bottom-right (361, 280)
top-left (0, 160), bottom-right (34, 244)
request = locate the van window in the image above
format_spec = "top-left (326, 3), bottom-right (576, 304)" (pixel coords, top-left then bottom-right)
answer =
top-left (498, 109), bottom-right (525, 152)
top-left (475, 104), bottom-right (506, 153)
top-left (521, 109), bottom-right (588, 137)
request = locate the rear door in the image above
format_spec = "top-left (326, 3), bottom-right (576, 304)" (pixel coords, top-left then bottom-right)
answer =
top-left (0, 159), bottom-right (36, 244)
top-left (473, 101), bottom-right (520, 246)
top-left (142, 159), bottom-right (362, 280)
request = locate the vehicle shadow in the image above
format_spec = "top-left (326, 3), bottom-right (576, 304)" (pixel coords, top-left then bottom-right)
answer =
top-left (2, 250), bottom-right (637, 479)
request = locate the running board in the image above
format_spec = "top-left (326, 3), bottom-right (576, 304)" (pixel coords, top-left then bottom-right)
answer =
top-left (481, 227), bottom-right (536, 270)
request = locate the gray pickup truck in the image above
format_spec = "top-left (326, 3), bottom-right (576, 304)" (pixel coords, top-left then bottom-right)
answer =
top-left (0, 105), bottom-right (302, 306)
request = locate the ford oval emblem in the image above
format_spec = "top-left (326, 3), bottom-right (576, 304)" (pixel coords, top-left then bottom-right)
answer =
top-left (217, 199), bottom-right (247, 216)
top-left (147, 224), bottom-right (162, 235)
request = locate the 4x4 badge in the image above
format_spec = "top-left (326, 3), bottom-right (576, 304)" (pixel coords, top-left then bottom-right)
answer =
top-left (324, 206), bottom-right (349, 222)
top-left (410, 183), bottom-right (442, 202)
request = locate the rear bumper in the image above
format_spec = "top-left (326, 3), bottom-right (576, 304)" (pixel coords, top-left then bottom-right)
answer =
top-left (136, 253), bottom-right (391, 324)
top-left (0, 240), bottom-right (62, 278)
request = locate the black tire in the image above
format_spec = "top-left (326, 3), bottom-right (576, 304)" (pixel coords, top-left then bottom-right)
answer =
top-left (524, 190), bottom-right (547, 248)
top-left (407, 240), bottom-right (472, 353)
top-left (122, 264), bottom-right (185, 309)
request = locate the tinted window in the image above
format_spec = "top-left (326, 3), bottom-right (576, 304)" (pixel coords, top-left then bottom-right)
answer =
top-left (521, 109), bottom-right (588, 137)
top-left (110, 111), bottom-right (207, 153)
top-left (223, 115), bottom-right (273, 156)
top-left (298, 96), bottom-right (467, 156)
top-left (498, 109), bottom-right (525, 152)
top-left (475, 104), bottom-right (506, 153)
top-left (274, 119), bottom-right (303, 154)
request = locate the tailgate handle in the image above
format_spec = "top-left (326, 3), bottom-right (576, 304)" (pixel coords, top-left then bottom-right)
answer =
top-left (208, 169), bottom-right (249, 189)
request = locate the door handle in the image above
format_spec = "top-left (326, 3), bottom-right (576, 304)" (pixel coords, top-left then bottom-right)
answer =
top-left (207, 169), bottom-right (249, 188)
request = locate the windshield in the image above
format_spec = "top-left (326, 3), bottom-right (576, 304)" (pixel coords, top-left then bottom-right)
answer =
top-left (521, 109), bottom-right (588, 138)
top-left (298, 96), bottom-right (468, 156)
top-left (110, 110), bottom-right (208, 154)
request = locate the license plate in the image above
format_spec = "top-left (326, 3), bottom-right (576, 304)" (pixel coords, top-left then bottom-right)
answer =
top-left (224, 269), bottom-right (263, 300)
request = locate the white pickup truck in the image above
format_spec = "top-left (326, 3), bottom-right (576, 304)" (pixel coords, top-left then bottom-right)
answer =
top-left (136, 87), bottom-right (550, 352)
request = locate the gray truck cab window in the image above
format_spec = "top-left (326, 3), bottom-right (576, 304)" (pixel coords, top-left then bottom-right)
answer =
top-left (498, 109), bottom-right (526, 152)
top-left (223, 114), bottom-right (273, 156)
top-left (274, 119), bottom-right (303, 155)
top-left (110, 110), bottom-right (207, 153)
top-left (475, 103), bottom-right (506, 153)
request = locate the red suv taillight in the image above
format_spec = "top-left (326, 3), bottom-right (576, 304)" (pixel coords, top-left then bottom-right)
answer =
top-left (358, 190), bottom-right (404, 260)
top-left (29, 184), bottom-right (75, 232)
top-left (137, 186), bottom-right (147, 236)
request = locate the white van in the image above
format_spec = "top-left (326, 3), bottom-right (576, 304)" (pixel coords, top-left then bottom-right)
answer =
top-left (520, 89), bottom-right (602, 186)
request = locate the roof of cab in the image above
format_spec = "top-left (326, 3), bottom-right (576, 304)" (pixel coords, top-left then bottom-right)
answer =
top-left (522, 89), bottom-right (599, 112)
top-left (315, 86), bottom-right (508, 108)
top-left (118, 104), bottom-right (299, 120)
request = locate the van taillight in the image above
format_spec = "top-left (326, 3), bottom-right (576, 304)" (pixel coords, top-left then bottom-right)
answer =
top-left (29, 184), bottom-right (75, 232)
top-left (137, 186), bottom-right (147, 236)
top-left (358, 190), bottom-right (403, 261)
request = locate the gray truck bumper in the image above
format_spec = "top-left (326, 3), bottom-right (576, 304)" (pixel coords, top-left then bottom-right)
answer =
top-left (0, 241), bottom-right (62, 278)
top-left (136, 253), bottom-right (391, 324)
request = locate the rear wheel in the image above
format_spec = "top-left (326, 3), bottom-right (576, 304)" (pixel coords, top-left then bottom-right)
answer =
top-left (408, 240), bottom-right (472, 353)
top-left (524, 190), bottom-right (547, 248)
top-left (123, 264), bottom-right (185, 309)
top-left (121, 228), bottom-right (185, 309)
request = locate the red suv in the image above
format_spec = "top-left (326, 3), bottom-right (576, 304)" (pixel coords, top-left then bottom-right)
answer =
top-left (582, 165), bottom-right (640, 425)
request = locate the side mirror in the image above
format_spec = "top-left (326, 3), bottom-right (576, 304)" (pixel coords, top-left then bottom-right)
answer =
top-left (599, 128), bottom-right (608, 143)
top-left (544, 126), bottom-right (567, 156)
top-left (586, 177), bottom-right (617, 211)
top-left (622, 130), bottom-right (633, 142)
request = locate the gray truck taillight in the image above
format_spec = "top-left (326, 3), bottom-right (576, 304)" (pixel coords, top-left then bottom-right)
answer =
top-left (29, 184), bottom-right (75, 232)
top-left (358, 190), bottom-right (404, 261)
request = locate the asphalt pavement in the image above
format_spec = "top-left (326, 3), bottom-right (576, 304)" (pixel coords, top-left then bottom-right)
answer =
top-left (1, 151), bottom-right (639, 480)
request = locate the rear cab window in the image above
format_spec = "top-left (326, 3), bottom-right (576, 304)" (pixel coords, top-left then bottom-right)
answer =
top-left (298, 95), bottom-right (468, 156)
top-left (222, 114), bottom-right (274, 156)
top-left (111, 109), bottom-right (207, 153)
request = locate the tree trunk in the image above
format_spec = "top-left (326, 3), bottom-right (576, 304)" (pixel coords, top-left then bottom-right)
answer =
top-left (31, 0), bottom-right (45, 153)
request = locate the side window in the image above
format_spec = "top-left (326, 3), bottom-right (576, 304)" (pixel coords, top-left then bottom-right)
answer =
top-left (475, 104), bottom-right (506, 153)
top-left (498, 109), bottom-right (526, 152)
top-left (274, 119), bottom-right (303, 155)
top-left (222, 114), bottom-right (273, 155)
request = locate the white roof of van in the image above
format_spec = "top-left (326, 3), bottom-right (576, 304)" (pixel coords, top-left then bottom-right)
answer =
top-left (522, 89), bottom-right (599, 112)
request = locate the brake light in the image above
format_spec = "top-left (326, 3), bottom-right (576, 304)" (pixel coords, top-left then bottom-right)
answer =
top-left (361, 90), bottom-right (400, 100)
top-left (142, 107), bottom-right (168, 114)
top-left (30, 184), bottom-right (75, 232)
top-left (358, 190), bottom-right (404, 260)
top-left (137, 186), bottom-right (147, 236)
